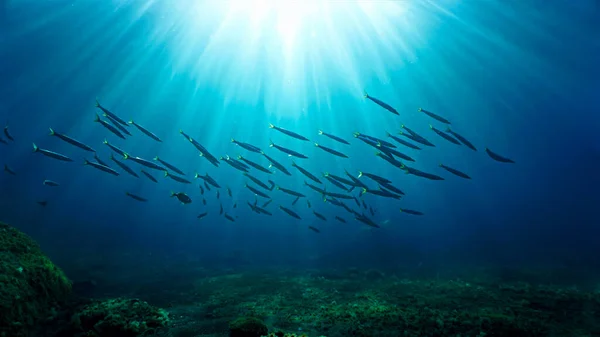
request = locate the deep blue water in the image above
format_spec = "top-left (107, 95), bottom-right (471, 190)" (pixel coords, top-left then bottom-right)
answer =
top-left (0, 1), bottom-right (599, 273)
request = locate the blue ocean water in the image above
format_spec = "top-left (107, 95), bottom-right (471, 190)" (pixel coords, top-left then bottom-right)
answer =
top-left (0, 0), bottom-right (599, 276)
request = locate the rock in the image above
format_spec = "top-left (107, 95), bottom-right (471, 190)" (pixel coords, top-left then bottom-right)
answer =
top-left (70, 298), bottom-right (170, 337)
top-left (229, 317), bottom-right (268, 337)
top-left (0, 221), bottom-right (72, 337)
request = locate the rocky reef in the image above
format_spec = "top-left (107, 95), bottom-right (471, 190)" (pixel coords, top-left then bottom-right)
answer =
top-left (0, 221), bottom-right (72, 337)
top-left (67, 298), bottom-right (170, 337)
top-left (0, 221), bottom-right (170, 337)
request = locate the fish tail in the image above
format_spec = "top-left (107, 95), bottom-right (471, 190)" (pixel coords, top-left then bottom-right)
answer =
top-left (94, 114), bottom-right (100, 122)
top-left (83, 159), bottom-right (90, 165)
top-left (353, 132), bottom-right (360, 137)
top-left (230, 138), bottom-right (235, 142)
top-left (153, 156), bottom-right (159, 161)
top-left (32, 143), bottom-right (38, 152)
top-left (48, 127), bottom-right (55, 136)
top-left (439, 163), bottom-right (443, 167)
top-left (109, 153), bottom-right (114, 160)
top-left (170, 191), bottom-right (175, 197)
top-left (103, 138), bottom-right (108, 144)
top-left (269, 139), bottom-right (274, 147)
top-left (318, 130), bottom-right (323, 135)
top-left (237, 155), bottom-right (243, 160)
top-left (314, 142), bottom-right (319, 147)
top-left (429, 124), bottom-right (433, 129)
top-left (128, 119), bottom-right (134, 124)
top-left (418, 107), bottom-right (423, 112)
top-left (3, 164), bottom-right (7, 171)
top-left (268, 123), bottom-right (274, 129)
top-left (164, 171), bottom-right (169, 177)
top-left (385, 131), bottom-right (391, 137)
top-left (446, 126), bottom-right (451, 132)
top-left (358, 171), bottom-right (363, 178)
top-left (363, 90), bottom-right (368, 98)
top-left (94, 98), bottom-right (100, 107)
top-left (194, 172), bottom-right (199, 179)
top-left (123, 153), bottom-right (129, 160)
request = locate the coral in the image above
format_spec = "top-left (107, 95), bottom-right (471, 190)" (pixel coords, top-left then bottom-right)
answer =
top-left (229, 316), bottom-right (268, 337)
top-left (70, 298), bottom-right (169, 337)
top-left (0, 221), bottom-right (72, 337)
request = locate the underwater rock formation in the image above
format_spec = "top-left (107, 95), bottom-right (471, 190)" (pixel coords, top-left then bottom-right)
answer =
top-left (69, 298), bottom-right (170, 337)
top-left (229, 317), bottom-right (268, 337)
top-left (0, 221), bottom-right (72, 337)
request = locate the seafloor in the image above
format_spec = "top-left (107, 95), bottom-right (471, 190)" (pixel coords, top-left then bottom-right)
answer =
top-left (47, 251), bottom-right (600, 337)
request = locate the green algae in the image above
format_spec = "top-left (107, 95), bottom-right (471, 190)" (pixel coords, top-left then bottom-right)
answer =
top-left (0, 221), bottom-right (72, 337)
top-left (184, 270), bottom-right (600, 337)
top-left (70, 298), bottom-right (170, 337)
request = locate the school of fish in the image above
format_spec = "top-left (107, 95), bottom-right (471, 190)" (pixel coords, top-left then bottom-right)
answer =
top-left (0, 94), bottom-right (515, 233)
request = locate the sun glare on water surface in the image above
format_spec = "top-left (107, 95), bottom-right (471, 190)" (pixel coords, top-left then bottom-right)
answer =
top-left (145, 0), bottom-right (421, 116)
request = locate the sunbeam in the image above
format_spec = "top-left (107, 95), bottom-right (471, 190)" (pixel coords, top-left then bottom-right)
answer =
top-left (141, 0), bottom-right (422, 117)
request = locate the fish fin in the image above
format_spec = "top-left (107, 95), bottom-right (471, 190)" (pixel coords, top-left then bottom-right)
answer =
top-left (32, 143), bottom-right (38, 152)
top-left (48, 128), bottom-right (55, 136)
